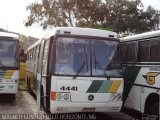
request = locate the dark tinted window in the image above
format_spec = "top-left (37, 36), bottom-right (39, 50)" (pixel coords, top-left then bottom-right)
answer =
top-left (150, 40), bottom-right (160, 62)
top-left (126, 42), bottom-right (136, 62)
top-left (120, 43), bottom-right (126, 63)
top-left (138, 41), bottom-right (150, 62)
top-left (0, 40), bottom-right (19, 67)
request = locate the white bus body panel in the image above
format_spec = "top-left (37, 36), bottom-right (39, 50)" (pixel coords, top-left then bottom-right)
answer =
top-left (50, 76), bottom-right (123, 113)
top-left (124, 67), bottom-right (160, 113)
top-left (50, 101), bottom-right (122, 113)
top-left (0, 70), bottom-right (19, 94)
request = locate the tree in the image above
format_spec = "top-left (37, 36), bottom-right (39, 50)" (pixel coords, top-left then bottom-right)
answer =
top-left (25, 0), bottom-right (76, 29)
top-left (25, 0), bottom-right (160, 34)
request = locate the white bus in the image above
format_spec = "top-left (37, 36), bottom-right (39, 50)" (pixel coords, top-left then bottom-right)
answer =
top-left (120, 30), bottom-right (160, 116)
top-left (26, 27), bottom-right (123, 113)
top-left (0, 32), bottom-right (20, 100)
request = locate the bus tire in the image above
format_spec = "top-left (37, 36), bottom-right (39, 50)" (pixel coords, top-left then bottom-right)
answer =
top-left (145, 94), bottom-right (159, 115)
top-left (10, 94), bottom-right (15, 102)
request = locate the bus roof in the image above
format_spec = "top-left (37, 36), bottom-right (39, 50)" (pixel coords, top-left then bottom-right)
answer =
top-left (27, 39), bottom-right (41, 51)
top-left (27, 27), bottom-right (119, 51)
top-left (42, 27), bottom-right (119, 39)
top-left (0, 32), bottom-right (19, 39)
top-left (120, 30), bottom-right (160, 42)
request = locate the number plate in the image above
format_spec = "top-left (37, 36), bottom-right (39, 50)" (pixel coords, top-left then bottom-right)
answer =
top-left (83, 108), bottom-right (95, 112)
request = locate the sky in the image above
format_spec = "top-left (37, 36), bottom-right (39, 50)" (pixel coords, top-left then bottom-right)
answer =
top-left (0, 0), bottom-right (44, 38)
top-left (141, 0), bottom-right (160, 10)
top-left (0, 0), bottom-right (159, 39)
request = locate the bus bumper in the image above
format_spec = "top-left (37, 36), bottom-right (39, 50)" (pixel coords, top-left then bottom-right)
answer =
top-left (50, 101), bottom-right (122, 113)
top-left (0, 84), bottom-right (18, 94)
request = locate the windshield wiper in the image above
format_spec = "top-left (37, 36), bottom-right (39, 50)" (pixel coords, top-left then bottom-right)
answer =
top-left (94, 52), bottom-right (110, 80)
top-left (95, 60), bottom-right (110, 80)
top-left (73, 61), bottom-right (86, 79)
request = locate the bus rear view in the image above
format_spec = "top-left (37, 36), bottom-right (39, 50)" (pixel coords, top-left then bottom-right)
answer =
top-left (26, 27), bottom-right (123, 113)
top-left (0, 32), bottom-right (19, 100)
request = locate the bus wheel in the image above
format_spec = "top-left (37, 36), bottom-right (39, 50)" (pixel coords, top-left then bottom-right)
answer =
top-left (9, 94), bottom-right (15, 102)
top-left (145, 95), bottom-right (159, 115)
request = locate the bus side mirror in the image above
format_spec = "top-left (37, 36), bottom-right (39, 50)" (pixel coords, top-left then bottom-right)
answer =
top-left (20, 49), bottom-right (27, 62)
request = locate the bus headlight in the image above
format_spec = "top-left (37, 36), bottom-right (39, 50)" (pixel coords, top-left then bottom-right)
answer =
top-left (56, 93), bottom-right (63, 100)
top-left (63, 93), bottom-right (70, 100)
top-left (116, 94), bottom-right (122, 100)
top-left (56, 92), bottom-right (70, 101)
top-left (110, 94), bottom-right (116, 101)
top-left (109, 93), bottom-right (122, 101)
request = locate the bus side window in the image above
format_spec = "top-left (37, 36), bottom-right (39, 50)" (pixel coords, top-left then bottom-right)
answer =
top-left (120, 43), bottom-right (126, 63)
top-left (35, 45), bottom-right (40, 72)
top-left (150, 40), bottom-right (160, 62)
top-left (42, 39), bottom-right (50, 75)
top-left (126, 42), bottom-right (136, 63)
top-left (137, 41), bottom-right (150, 62)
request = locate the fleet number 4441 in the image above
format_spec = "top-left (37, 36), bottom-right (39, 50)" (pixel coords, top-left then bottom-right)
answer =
top-left (60, 86), bottom-right (78, 91)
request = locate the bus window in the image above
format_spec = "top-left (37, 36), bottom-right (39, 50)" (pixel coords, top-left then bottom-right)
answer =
top-left (126, 42), bottom-right (136, 63)
top-left (150, 40), bottom-right (160, 62)
top-left (0, 40), bottom-right (19, 67)
top-left (120, 43), bottom-right (126, 63)
top-left (137, 40), bottom-right (150, 62)
top-left (92, 40), bottom-right (118, 76)
top-left (55, 37), bottom-right (90, 75)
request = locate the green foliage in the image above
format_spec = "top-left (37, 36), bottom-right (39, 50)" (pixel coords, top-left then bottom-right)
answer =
top-left (97, 27), bottom-right (115, 32)
top-left (19, 81), bottom-right (27, 91)
top-left (25, 0), bottom-right (160, 34)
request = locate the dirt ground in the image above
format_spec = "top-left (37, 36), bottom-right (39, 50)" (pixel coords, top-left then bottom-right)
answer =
top-left (0, 91), bottom-right (49, 120)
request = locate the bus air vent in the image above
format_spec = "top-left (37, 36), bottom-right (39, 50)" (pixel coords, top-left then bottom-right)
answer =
top-left (64, 31), bottom-right (71, 34)
top-left (109, 35), bottom-right (114, 37)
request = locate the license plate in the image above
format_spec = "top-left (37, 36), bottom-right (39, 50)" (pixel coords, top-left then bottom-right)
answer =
top-left (0, 86), bottom-right (4, 88)
top-left (83, 108), bottom-right (95, 112)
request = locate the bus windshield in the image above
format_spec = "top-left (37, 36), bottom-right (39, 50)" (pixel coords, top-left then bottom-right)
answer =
top-left (92, 40), bottom-right (118, 76)
top-left (0, 40), bottom-right (19, 67)
top-left (54, 37), bottom-right (121, 77)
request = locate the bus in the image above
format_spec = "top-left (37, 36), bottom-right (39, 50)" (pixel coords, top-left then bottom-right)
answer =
top-left (0, 32), bottom-right (20, 100)
top-left (26, 27), bottom-right (123, 113)
top-left (120, 30), bottom-right (160, 116)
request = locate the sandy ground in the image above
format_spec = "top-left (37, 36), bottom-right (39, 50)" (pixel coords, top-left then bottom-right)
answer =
top-left (0, 91), bottom-right (49, 120)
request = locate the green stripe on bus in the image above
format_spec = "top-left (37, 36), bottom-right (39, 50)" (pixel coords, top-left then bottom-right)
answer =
top-left (123, 66), bottom-right (141, 102)
top-left (87, 80), bottom-right (103, 93)
top-left (97, 80), bottom-right (113, 93)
